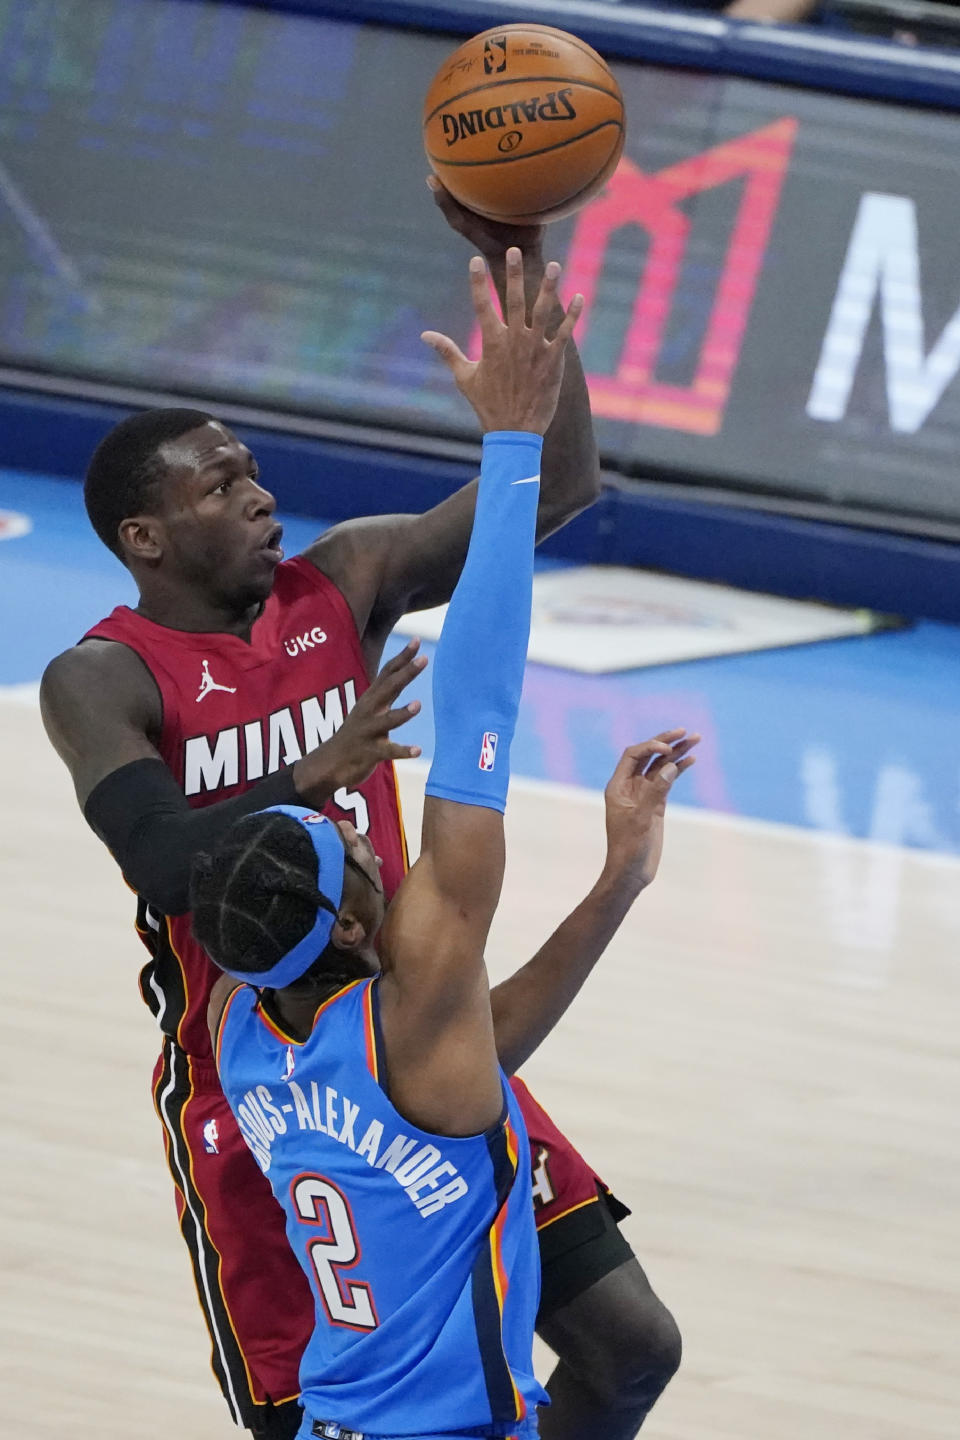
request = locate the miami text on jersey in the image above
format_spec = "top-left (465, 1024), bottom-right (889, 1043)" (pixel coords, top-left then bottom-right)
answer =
top-left (183, 681), bottom-right (357, 796)
top-left (234, 1078), bottom-right (470, 1220)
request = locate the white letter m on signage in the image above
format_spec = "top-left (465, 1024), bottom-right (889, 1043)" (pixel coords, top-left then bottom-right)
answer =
top-left (807, 192), bottom-right (960, 433)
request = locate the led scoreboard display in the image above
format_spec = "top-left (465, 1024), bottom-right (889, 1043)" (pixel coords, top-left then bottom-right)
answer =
top-left (0, 0), bottom-right (959, 529)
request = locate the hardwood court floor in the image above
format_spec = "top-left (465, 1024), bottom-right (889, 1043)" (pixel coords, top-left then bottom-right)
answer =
top-left (1, 697), bottom-right (958, 1439)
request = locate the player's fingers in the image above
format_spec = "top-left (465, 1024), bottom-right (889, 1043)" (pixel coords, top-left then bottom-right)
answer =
top-left (551, 292), bottom-right (585, 346)
top-left (643, 750), bottom-right (682, 778)
top-left (646, 734), bottom-right (699, 774)
top-left (656, 753), bottom-right (698, 794)
top-left (638, 733), bottom-right (692, 776)
top-left (666, 733), bottom-right (701, 762)
top-left (380, 701), bottom-right (423, 731)
top-left (426, 173), bottom-right (462, 223)
top-left (625, 730), bottom-right (686, 768)
top-left (377, 649), bottom-right (428, 688)
top-left (623, 732), bottom-right (685, 757)
top-left (369, 646), bottom-right (428, 702)
top-left (466, 254), bottom-right (500, 336)
top-left (384, 741), bottom-right (423, 761)
top-left (421, 330), bottom-right (472, 376)
top-left (370, 666), bottom-right (427, 712)
top-left (653, 760), bottom-right (679, 788)
top-left (378, 638), bottom-right (422, 675)
top-left (610, 741), bottom-right (671, 785)
top-left (530, 260), bottom-right (561, 334)
top-left (504, 246), bottom-right (527, 329)
top-left (635, 739), bottom-right (675, 760)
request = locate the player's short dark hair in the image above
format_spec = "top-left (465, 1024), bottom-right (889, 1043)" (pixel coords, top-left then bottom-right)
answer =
top-left (84, 407), bottom-right (215, 558)
top-left (191, 811), bottom-right (340, 979)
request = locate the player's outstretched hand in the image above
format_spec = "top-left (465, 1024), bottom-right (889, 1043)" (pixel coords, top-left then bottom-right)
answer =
top-left (421, 247), bottom-right (583, 436)
top-left (427, 174), bottom-right (545, 262)
top-left (292, 640), bottom-right (427, 802)
top-left (601, 730), bottom-right (700, 895)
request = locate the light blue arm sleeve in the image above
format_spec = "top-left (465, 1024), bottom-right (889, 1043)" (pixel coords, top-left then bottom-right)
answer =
top-left (424, 430), bottom-right (543, 814)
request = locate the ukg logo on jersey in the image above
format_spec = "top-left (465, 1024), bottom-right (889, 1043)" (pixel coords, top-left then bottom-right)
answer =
top-left (285, 627), bottom-right (327, 657)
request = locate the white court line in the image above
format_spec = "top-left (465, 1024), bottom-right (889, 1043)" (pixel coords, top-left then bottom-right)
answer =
top-left (7, 683), bottom-right (958, 872)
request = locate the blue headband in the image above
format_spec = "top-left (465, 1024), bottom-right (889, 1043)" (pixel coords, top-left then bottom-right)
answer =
top-left (218, 806), bottom-right (346, 989)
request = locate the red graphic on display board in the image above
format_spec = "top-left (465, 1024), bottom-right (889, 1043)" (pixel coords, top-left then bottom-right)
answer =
top-left (471, 118), bottom-right (796, 436)
top-left (567, 118), bottom-right (797, 435)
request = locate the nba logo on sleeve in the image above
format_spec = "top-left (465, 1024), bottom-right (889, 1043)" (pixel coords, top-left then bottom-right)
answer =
top-left (479, 731), bottom-right (498, 771)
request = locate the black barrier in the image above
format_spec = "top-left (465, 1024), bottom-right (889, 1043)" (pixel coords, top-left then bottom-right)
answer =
top-left (0, 0), bottom-right (959, 533)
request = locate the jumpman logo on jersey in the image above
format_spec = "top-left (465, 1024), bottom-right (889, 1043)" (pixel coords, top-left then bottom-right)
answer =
top-left (196, 659), bottom-right (237, 703)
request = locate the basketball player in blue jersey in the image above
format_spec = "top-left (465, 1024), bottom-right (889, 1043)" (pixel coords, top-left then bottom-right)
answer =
top-left (197, 250), bottom-right (697, 1439)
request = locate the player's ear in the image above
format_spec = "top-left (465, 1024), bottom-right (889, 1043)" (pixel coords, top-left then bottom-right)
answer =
top-left (118, 514), bottom-right (165, 565)
top-left (331, 910), bottom-right (366, 951)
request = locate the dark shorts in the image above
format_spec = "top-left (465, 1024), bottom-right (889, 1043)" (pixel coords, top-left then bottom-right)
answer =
top-left (512, 1077), bottom-right (634, 1315)
top-left (153, 1042), bottom-right (634, 1429)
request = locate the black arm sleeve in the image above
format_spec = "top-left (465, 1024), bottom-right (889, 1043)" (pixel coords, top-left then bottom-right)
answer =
top-left (83, 758), bottom-right (301, 917)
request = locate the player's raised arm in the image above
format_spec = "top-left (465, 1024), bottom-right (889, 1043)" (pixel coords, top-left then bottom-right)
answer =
top-left (374, 250), bottom-right (583, 1138)
top-left (490, 733), bottom-right (699, 1075)
top-left (303, 197), bottom-right (600, 671)
top-left (427, 178), bottom-right (599, 545)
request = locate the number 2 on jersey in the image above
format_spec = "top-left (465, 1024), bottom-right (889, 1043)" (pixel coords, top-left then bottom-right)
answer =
top-left (292, 1173), bottom-right (379, 1331)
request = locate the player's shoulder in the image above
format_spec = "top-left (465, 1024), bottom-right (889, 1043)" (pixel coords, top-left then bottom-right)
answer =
top-left (302, 514), bottom-right (415, 576)
top-left (42, 635), bottom-right (152, 689)
top-left (40, 637), bottom-right (160, 729)
top-left (42, 637), bottom-right (112, 694)
top-left (300, 516), bottom-right (418, 640)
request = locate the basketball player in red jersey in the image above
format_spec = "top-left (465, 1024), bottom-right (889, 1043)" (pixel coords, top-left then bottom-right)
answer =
top-left (41, 213), bottom-right (681, 1439)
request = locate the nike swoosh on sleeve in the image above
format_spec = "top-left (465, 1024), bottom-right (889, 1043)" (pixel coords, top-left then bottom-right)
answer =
top-left (510, 475), bottom-right (541, 486)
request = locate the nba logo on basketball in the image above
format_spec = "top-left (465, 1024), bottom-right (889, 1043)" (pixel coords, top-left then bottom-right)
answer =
top-left (202, 1119), bottom-right (220, 1155)
top-left (479, 731), bottom-right (499, 771)
top-left (483, 35), bottom-right (507, 73)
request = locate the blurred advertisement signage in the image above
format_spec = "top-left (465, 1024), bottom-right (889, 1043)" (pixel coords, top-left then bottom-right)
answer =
top-left (0, 0), bottom-right (958, 527)
top-left (545, 120), bottom-right (798, 437)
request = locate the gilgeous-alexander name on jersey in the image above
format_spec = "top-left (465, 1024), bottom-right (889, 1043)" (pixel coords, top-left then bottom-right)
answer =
top-left (235, 1071), bottom-right (470, 1218)
top-left (216, 976), bottom-right (546, 1438)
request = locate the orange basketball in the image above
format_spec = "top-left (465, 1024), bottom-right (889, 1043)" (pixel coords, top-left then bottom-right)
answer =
top-left (423, 25), bottom-right (625, 226)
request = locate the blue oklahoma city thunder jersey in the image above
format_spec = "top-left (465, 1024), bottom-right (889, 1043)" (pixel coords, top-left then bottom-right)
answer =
top-left (216, 977), bottom-right (547, 1439)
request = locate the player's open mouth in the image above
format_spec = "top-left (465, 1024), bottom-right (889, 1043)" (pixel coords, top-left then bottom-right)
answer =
top-left (260, 524), bottom-right (284, 563)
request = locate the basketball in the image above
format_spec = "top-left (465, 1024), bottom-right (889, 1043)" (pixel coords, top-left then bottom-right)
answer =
top-left (423, 25), bottom-right (625, 226)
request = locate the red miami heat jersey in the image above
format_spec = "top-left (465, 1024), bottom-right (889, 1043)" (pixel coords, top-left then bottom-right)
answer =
top-left (83, 556), bottom-right (408, 1059)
